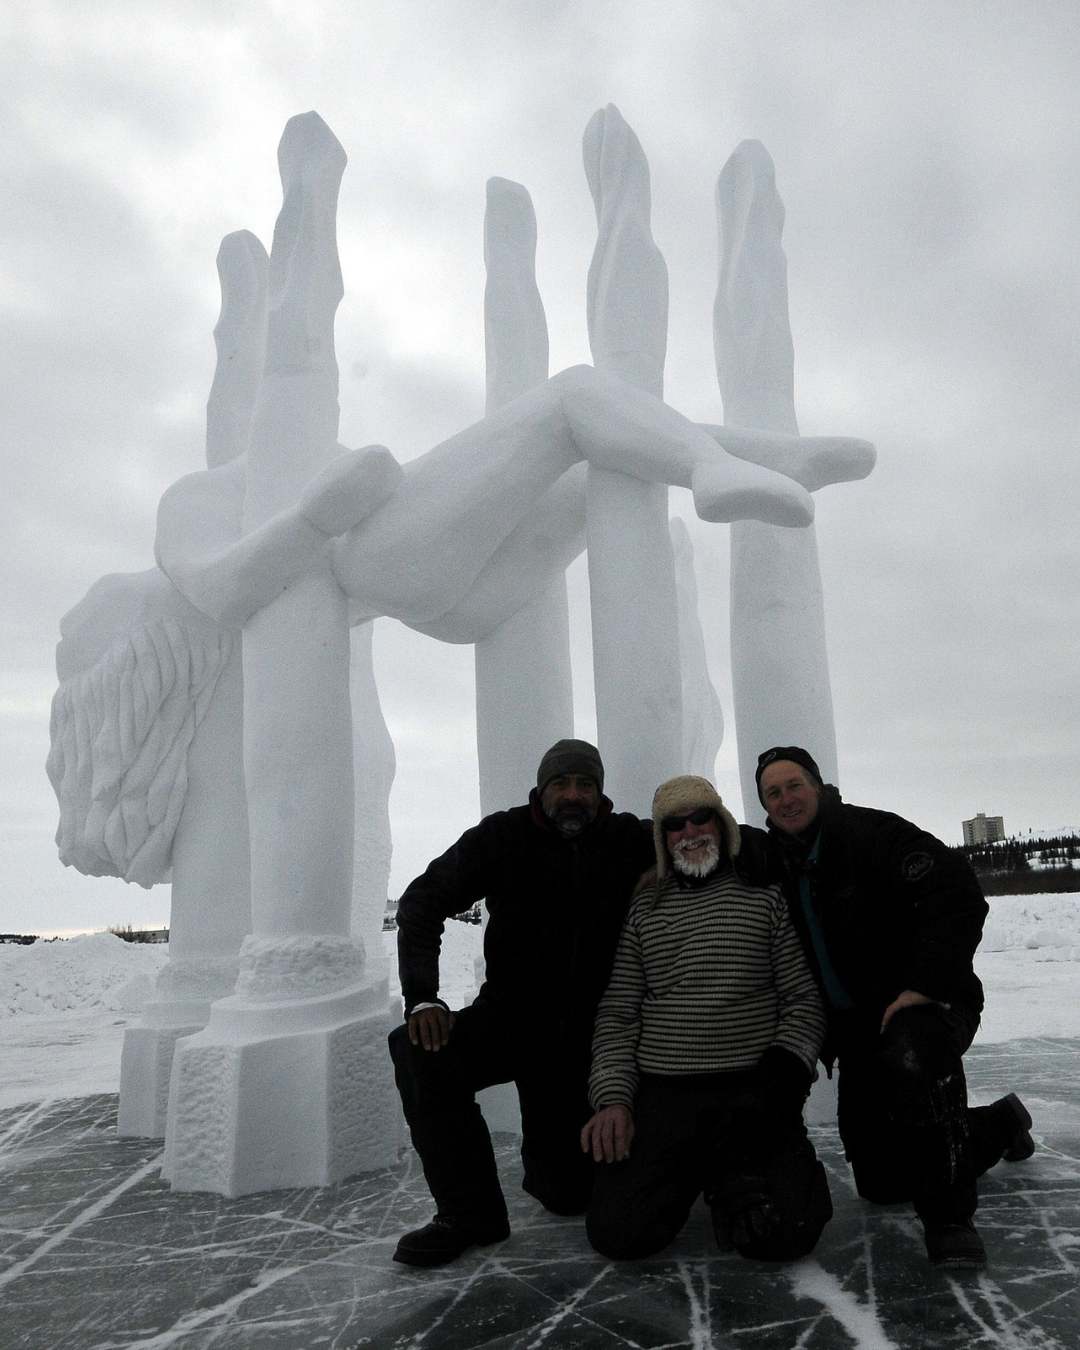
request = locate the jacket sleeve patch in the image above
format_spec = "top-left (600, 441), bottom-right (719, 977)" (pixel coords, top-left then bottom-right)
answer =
top-left (900, 850), bottom-right (935, 882)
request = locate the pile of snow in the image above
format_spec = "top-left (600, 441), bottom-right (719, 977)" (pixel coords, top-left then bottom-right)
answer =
top-left (980, 894), bottom-right (1079, 959)
top-left (0, 932), bottom-right (169, 1018)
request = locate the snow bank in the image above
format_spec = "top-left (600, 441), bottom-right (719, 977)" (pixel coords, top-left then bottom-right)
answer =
top-left (0, 922), bottom-right (484, 1022)
top-left (0, 900), bottom-right (1075, 1110)
top-left (0, 932), bottom-right (169, 1018)
top-left (0, 895), bottom-right (1074, 1026)
top-left (981, 893), bottom-right (1079, 959)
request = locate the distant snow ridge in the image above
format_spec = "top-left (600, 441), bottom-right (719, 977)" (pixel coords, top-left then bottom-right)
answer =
top-left (0, 933), bottom-right (168, 1018)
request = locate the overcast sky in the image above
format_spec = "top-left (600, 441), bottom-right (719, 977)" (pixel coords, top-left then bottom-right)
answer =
top-left (3, 1), bottom-right (1078, 936)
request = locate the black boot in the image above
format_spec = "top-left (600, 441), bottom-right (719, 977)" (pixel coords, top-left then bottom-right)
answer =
top-left (393, 1213), bottom-right (510, 1268)
top-left (923, 1217), bottom-right (986, 1268)
top-left (994, 1093), bottom-right (1035, 1162)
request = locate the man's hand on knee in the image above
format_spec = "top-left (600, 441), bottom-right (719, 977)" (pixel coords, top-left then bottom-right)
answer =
top-left (880, 988), bottom-right (935, 1033)
top-left (581, 1105), bottom-right (634, 1163)
top-left (408, 1005), bottom-right (456, 1051)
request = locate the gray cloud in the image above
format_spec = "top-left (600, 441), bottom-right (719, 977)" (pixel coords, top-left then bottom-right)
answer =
top-left (3, 1), bottom-right (1078, 933)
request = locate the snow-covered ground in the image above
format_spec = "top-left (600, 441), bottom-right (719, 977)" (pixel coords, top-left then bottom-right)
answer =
top-left (0, 893), bottom-right (1077, 1112)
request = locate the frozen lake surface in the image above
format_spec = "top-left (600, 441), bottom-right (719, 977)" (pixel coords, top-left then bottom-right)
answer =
top-left (1, 898), bottom-right (1078, 1347)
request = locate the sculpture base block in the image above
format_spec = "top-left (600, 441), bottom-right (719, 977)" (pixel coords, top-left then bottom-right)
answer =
top-left (162, 976), bottom-right (404, 1196)
top-left (118, 1007), bottom-right (209, 1139)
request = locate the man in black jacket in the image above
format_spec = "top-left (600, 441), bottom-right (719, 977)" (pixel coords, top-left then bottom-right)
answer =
top-left (754, 746), bottom-right (1034, 1269)
top-left (389, 738), bottom-right (654, 1267)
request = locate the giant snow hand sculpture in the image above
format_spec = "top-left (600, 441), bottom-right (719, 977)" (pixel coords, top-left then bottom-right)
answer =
top-left (53, 107), bottom-right (875, 1193)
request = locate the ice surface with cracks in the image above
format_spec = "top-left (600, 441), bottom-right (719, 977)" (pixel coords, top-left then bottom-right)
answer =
top-left (2, 900), bottom-right (1077, 1346)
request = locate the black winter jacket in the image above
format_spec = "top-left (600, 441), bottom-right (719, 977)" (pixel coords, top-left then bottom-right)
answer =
top-left (758, 786), bottom-right (987, 1027)
top-left (396, 791), bottom-right (654, 1052)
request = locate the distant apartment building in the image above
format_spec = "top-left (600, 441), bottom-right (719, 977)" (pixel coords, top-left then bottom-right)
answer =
top-left (963, 813), bottom-right (1005, 846)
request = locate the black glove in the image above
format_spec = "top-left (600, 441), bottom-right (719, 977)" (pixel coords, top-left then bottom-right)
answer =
top-left (725, 1046), bottom-right (812, 1153)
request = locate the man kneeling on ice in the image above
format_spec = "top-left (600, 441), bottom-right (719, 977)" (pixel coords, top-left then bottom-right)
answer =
top-left (389, 739), bottom-right (654, 1267)
top-left (581, 775), bottom-right (832, 1261)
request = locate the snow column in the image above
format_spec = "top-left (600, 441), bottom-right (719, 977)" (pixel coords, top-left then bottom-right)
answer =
top-left (475, 177), bottom-right (573, 814)
top-left (583, 106), bottom-right (682, 817)
top-left (715, 141), bottom-right (839, 822)
top-left (117, 230), bottom-right (264, 1138)
top-left (164, 114), bottom-right (397, 1195)
top-left (349, 619), bottom-right (395, 964)
top-left (671, 518), bottom-right (724, 781)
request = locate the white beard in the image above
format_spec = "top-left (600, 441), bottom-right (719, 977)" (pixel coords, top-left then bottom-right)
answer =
top-left (671, 837), bottom-right (721, 878)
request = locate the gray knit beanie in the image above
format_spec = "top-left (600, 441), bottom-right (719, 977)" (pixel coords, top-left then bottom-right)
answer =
top-left (536, 739), bottom-right (604, 794)
top-left (651, 775), bottom-right (741, 880)
top-left (754, 746), bottom-right (823, 805)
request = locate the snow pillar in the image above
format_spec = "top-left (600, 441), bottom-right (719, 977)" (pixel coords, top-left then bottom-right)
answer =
top-left (583, 106), bottom-right (682, 817)
top-left (475, 177), bottom-right (573, 815)
top-left (715, 142), bottom-right (839, 822)
top-left (119, 230), bottom-right (266, 1137)
top-left (164, 114), bottom-right (399, 1194)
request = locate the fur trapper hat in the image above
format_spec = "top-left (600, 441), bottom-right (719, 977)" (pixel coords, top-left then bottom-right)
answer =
top-left (651, 775), bottom-right (741, 880)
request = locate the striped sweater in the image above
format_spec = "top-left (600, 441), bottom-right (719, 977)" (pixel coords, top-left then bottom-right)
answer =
top-left (588, 866), bottom-right (826, 1109)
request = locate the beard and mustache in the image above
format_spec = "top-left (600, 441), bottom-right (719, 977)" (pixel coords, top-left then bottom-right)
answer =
top-left (546, 802), bottom-right (592, 837)
top-left (671, 835), bottom-right (722, 879)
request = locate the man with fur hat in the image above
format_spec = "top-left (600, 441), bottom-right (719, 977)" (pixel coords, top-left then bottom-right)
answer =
top-left (389, 738), bottom-right (654, 1267)
top-left (581, 774), bottom-right (831, 1262)
top-left (755, 745), bottom-right (1035, 1269)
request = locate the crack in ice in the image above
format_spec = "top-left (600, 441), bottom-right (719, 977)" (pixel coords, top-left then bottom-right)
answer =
top-left (0, 1150), bottom-right (163, 1293)
top-left (787, 1258), bottom-right (900, 1349)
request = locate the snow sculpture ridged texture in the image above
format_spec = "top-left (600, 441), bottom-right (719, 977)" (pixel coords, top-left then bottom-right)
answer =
top-left (48, 617), bottom-right (233, 887)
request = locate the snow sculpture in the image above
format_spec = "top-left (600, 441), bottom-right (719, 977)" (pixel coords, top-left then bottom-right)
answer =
top-left (152, 111), bottom-right (829, 1193)
top-left (713, 141), bottom-right (875, 820)
top-left (50, 105), bottom-right (875, 1194)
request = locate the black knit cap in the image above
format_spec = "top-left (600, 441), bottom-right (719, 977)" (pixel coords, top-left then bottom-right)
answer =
top-left (755, 746), bottom-right (823, 805)
top-left (536, 739), bottom-right (604, 794)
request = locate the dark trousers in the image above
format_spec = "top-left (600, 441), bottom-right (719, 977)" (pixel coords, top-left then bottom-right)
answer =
top-left (834, 1003), bottom-right (1010, 1223)
top-left (388, 1002), bottom-right (594, 1226)
top-left (586, 1074), bottom-right (831, 1262)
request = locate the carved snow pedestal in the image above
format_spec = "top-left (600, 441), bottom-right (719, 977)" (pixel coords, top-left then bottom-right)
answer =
top-left (118, 957), bottom-right (240, 1140)
top-left (161, 940), bottom-right (395, 1194)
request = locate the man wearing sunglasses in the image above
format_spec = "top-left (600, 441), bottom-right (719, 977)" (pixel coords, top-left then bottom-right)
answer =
top-left (755, 745), bottom-right (1034, 1270)
top-left (581, 774), bottom-right (831, 1262)
top-left (389, 738), bottom-right (654, 1267)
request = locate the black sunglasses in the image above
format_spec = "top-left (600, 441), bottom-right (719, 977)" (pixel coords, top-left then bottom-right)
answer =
top-left (661, 807), bottom-right (716, 833)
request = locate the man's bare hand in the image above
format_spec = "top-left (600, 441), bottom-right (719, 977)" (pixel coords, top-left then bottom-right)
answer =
top-left (880, 988), bottom-right (935, 1033)
top-left (408, 1006), bottom-right (456, 1051)
top-left (580, 1104), bottom-right (634, 1163)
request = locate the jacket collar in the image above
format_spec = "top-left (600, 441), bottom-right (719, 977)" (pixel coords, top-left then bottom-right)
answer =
top-left (528, 787), bottom-right (614, 835)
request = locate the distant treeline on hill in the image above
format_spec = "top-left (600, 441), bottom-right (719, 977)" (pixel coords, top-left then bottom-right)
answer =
top-left (107, 925), bottom-right (170, 944)
top-left (954, 834), bottom-right (1080, 895)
